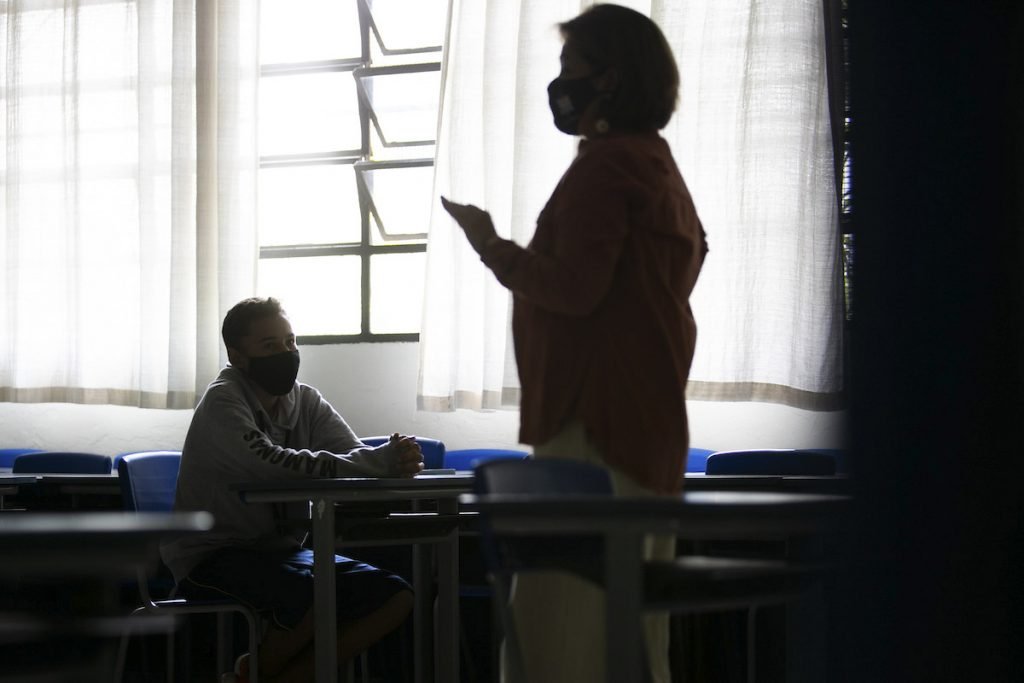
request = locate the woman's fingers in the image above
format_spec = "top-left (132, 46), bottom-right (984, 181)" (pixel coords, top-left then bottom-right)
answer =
top-left (441, 196), bottom-right (482, 224)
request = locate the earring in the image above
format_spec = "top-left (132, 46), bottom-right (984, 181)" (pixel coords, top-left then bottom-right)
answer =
top-left (595, 118), bottom-right (610, 134)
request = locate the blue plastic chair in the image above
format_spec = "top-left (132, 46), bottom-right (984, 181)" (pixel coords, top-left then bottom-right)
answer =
top-left (112, 449), bottom-right (181, 470)
top-left (686, 447), bottom-right (715, 473)
top-left (444, 448), bottom-right (528, 471)
top-left (12, 451), bottom-right (112, 474)
top-left (361, 435), bottom-right (446, 469)
top-left (114, 451), bottom-right (260, 683)
top-left (116, 451), bottom-right (183, 512)
top-left (472, 458), bottom-right (612, 681)
top-left (704, 449), bottom-right (837, 476)
top-left (0, 448), bottom-right (43, 469)
top-left (475, 457), bottom-right (611, 495)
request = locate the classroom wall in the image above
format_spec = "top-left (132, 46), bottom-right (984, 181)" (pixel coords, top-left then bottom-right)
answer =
top-left (0, 343), bottom-right (845, 455)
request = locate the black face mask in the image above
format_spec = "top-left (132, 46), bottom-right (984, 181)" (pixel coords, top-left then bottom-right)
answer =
top-left (246, 350), bottom-right (300, 396)
top-left (547, 75), bottom-right (602, 135)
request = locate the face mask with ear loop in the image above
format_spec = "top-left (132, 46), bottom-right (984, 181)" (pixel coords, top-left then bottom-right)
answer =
top-left (246, 349), bottom-right (301, 396)
top-left (546, 75), bottom-right (605, 135)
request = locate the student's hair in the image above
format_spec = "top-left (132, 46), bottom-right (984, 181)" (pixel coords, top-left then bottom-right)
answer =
top-left (222, 297), bottom-right (287, 351)
top-left (559, 4), bottom-right (679, 132)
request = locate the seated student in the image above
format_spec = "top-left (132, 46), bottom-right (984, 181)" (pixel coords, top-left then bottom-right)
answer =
top-left (161, 296), bottom-right (423, 682)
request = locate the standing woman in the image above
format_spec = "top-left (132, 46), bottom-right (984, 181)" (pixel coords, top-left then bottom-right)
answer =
top-left (442, 4), bottom-right (706, 682)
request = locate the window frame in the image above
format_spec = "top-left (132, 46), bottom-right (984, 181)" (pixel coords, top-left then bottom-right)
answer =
top-left (257, 0), bottom-right (443, 344)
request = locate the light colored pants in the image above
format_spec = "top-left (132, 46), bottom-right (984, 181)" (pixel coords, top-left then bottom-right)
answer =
top-left (501, 421), bottom-right (675, 683)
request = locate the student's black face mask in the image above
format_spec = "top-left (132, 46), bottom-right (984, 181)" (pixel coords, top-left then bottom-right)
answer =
top-left (246, 350), bottom-right (300, 396)
top-left (547, 75), bottom-right (602, 135)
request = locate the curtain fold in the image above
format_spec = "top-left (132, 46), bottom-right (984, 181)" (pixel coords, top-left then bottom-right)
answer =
top-left (418, 0), bottom-right (842, 412)
top-left (0, 0), bottom-right (258, 408)
top-left (418, 0), bottom-right (582, 411)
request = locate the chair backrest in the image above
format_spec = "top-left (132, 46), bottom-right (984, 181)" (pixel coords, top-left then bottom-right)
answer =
top-left (117, 451), bottom-right (182, 512)
top-left (473, 457), bottom-right (613, 495)
top-left (686, 447), bottom-right (715, 473)
top-left (472, 458), bottom-right (612, 572)
top-left (704, 449), bottom-right (837, 476)
top-left (11, 451), bottom-right (113, 474)
top-left (0, 448), bottom-right (43, 469)
top-left (472, 456), bottom-right (612, 678)
top-left (444, 448), bottom-right (528, 472)
top-left (361, 435), bottom-right (446, 470)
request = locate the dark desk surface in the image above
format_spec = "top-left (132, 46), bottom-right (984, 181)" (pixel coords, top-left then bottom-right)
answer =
top-left (233, 472), bottom-right (474, 503)
top-left (0, 472), bottom-right (122, 511)
top-left (0, 472), bottom-right (119, 485)
top-left (0, 511), bottom-right (212, 577)
top-left (459, 490), bottom-right (849, 539)
top-left (684, 473), bottom-right (850, 493)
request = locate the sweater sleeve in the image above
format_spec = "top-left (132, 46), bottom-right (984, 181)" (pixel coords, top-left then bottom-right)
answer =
top-left (194, 385), bottom-right (407, 480)
top-left (304, 390), bottom-right (411, 477)
top-left (479, 148), bottom-right (633, 316)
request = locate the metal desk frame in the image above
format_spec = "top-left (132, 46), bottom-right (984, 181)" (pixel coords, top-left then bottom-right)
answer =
top-left (235, 474), bottom-right (473, 683)
top-left (460, 490), bottom-right (849, 683)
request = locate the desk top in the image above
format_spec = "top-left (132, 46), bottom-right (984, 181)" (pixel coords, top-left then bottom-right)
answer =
top-left (459, 491), bottom-right (849, 539)
top-left (0, 474), bottom-right (39, 485)
top-left (234, 472), bottom-right (475, 504)
top-left (0, 472), bottom-right (118, 482)
top-left (684, 473), bottom-right (850, 493)
top-left (0, 511), bottom-right (212, 577)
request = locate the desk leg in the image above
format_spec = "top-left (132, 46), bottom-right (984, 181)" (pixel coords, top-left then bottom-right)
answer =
top-left (435, 498), bottom-right (459, 683)
top-left (606, 530), bottom-right (643, 683)
top-left (413, 503), bottom-right (432, 683)
top-left (313, 497), bottom-right (338, 683)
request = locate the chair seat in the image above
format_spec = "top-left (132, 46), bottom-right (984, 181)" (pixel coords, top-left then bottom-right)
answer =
top-left (643, 555), bottom-right (824, 611)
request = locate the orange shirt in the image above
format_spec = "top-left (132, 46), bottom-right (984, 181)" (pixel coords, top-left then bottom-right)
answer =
top-left (482, 131), bottom-right (707, 494)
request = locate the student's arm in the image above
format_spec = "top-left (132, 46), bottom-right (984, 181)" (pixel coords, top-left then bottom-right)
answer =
top-left (194, 385), bottom-right (417, 480)
top-left (306, 391), bottom-right (423, 477)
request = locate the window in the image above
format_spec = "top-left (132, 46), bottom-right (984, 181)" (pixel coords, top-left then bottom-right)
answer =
top-left (257, 0), bottom-right (446, 342)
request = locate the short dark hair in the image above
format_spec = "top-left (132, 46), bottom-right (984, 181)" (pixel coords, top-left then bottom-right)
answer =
top-left (559, 4), bottom-right (680, 132)
top-left (222, 297), bottom-right (287, 351)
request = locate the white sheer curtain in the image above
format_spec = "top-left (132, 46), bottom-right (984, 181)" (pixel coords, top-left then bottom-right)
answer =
top-left (418, 0), bottom-right (842, 412)
top-left (0, 0), bottom-right (258, 409)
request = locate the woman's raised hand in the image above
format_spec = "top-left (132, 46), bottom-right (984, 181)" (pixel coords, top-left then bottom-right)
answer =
top-left (440, 196), bottom-right (499, 254)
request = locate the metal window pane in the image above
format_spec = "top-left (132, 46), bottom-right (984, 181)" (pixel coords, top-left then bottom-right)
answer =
top-left (362, 164), bottom-right (434, 245)
top-left (370, 0), bottom-right (447, 54)
top-left (260, 73), bottom-right (361, 157)
top-left (361, 70), bottom-right (441, 148)
top-left (258, 256), bottom-right (361, 336)
top-left (370, 252), bottom-right (425, 334)
top-left (259, 165), bottom-right (361, 246)
top-left (260, 0), bottom-right (361, 64)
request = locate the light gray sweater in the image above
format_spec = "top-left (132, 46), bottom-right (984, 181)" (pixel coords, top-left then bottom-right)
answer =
top-left (161, 366), bottom-right (409, 582)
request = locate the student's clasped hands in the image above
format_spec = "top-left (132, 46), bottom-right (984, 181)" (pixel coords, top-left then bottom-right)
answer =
top-left (388, 433), bottom-right (424, 477)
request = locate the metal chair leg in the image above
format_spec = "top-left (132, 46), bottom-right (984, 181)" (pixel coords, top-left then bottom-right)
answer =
top-left (746, 607), bottom-right (758, 683)
top-left (216, 613), bottom-right (233, 675)
top-left (166, 625), bottom-right (176, 683)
